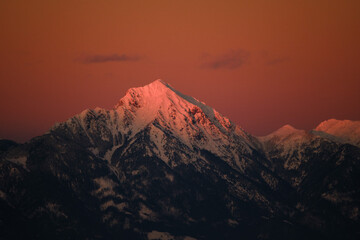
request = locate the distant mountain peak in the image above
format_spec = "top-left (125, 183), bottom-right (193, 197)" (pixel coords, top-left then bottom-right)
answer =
top-left (276, 124), bottom-right (299, 133)
top-left (315, 119), bottom-right (360, 147)
top-left (260, 124), bottom-right (305, 140)
top-left (257, 124), bottom-right (310, 153)
top-left (315, 119), bottom-right (359, 132)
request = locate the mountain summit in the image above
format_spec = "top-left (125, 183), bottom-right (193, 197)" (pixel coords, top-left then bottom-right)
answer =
top-left (314, 119), bottom-right (360, 147)
top-left (58, 80), bottom-right (257, 170)
top-left (114, 79), bottom-right (250, 142)
top-left (1, 80), bottom-right (359, 240)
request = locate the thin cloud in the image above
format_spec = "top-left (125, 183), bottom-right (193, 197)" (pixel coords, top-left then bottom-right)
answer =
top-left (266, 57), bottom-right (288, 65)
top-left (202, 50), bottom-right (250, 69)
top-left (81, 54), bottom-right (140, 64)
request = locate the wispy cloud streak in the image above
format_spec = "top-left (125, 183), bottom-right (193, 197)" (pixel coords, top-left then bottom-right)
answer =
top-left (81, 54), bottom-right (140, 64)
top-left (202, 50), bottom-right (250, 69)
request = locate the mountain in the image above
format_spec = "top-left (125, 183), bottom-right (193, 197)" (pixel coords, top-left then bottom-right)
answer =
top-left (258, 124), bottom-right (360, 239)
top-left (0, 80), bottom-right (359, 240)
top-left (312, 119), bottom-right (360, 147)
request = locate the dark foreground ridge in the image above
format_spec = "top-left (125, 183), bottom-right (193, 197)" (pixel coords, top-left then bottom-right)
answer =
top-left (1, 80), bottom-right (359, 240)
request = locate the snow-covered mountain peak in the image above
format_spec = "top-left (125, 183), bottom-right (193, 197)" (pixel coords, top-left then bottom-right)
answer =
top-left (113, 80), bottom-right (242, 137)
top-left (258, 125), bottom-right (315, 171)
top-left (114, 79), bottom-right (210, 115)
top-left (274, 124), bottom-right (301, 135)
top-left (257, 124), bottom-right (312, 155)
top-left (132, 79), bottom-right (171, 95)
top-left (314, 119), bottom-right (360, 147)
top-left (52, 80), bottom-right (257, 167)
top-left (315, 119), bottom-right (360, 133)
top-left (260, 124), bottom-right (306, 141)
top-left (114, 79), bottom-right (172, 108)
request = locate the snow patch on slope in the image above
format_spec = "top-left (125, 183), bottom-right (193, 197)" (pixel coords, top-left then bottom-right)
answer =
top-left (93, 177), bottom-right (118, 197)
top-left (103, 145), bottom-right (120, 163)
top-left (0, 190), bottom-right (7, 200)
top-left (149, 126), bottom-right (169, 163)
top-left (7, 156), bottom-right (28, 170)
top-left (147, 231), bottom-right (174, 240)
top-left (139, 204), bottom-right (156, 220)
top-left (100, 200), bottom-right (127, 211)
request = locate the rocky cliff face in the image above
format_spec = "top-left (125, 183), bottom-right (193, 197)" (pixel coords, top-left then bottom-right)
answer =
top-left (0, 80), bottom-right (359, 240)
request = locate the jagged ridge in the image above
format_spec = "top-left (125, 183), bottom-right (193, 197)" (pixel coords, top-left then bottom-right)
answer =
top-left (0, 80), bottom-right (359, 240)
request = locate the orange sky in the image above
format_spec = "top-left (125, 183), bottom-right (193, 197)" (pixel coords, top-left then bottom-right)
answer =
top-left (1, 0), bottom-right (359, 142)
